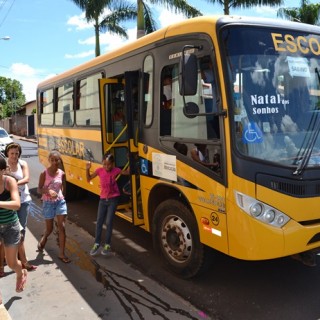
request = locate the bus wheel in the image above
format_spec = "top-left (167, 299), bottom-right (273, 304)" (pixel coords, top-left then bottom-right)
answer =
top-left (153, 199), bottom-right (205, 279)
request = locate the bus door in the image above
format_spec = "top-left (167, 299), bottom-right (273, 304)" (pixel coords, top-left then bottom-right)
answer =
top-left (123, 71), bottom-right (144, 225)
top-left (99, 75), bottom-right (143, 226)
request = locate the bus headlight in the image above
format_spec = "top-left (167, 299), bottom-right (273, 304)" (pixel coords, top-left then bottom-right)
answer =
top-left (263, 209), bottom-right (275, 223)
top-left (250, 203), bottom-right (263, 217)
top-left (235, 191), bottom-right (290, 228)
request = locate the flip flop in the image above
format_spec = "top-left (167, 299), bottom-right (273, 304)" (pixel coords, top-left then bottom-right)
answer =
top-left (22, 263), bottom-right (37, 271)
top-left (58, 257), bottom-right (71, 264)
top-left (37, 242), bottom-right (44, 252)
top-left (16, 269), bottom-right (27, 293)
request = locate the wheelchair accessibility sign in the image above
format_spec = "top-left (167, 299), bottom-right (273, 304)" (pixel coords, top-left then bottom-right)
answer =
top-left (140, 158), bottom-right (149, 175)
top-left (242, 122), bottom-right (263, 144)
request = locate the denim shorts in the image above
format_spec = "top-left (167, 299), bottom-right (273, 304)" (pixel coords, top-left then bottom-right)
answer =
top-left (0, 220), bottom-right (21, 246)
top-left (42, 199), bottom-right (67, 219)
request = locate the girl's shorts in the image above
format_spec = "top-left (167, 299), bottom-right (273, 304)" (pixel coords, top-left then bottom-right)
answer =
top-left (42, 199), bottom-right (67, 219)
top-left (0, 220), bottom-right (21, 246)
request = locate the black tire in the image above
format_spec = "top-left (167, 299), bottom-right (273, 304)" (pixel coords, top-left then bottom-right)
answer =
top-left (153, 199), bottom-right (205, 279)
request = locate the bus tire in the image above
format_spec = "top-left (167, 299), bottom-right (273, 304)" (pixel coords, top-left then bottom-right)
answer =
top-left (153, 199), bottom-right (205, 279)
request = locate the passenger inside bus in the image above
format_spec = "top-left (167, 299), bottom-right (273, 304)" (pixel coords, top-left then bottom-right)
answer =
top-left (162, 75), bottom-right (172, 109)
top-left (191, 143), bottom-right (220, 172)
top-left (113, 102), bottom-right (125, 124)
top-left (174, 142), bottom-right (188, 156)
top-left (160, 72), bottom-right (173, 136)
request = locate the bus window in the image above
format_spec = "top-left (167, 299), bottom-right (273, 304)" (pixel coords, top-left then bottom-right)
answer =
top-left (40, 89), bottom-right (54, 125)
top-left (56, 82), bottom-right (74, 126)
top-left (143, 55), bottom-right (153, 126)
top-left (160, 66), bottom-right (173, 136)
top-left (162, 56), bottom-right (220, 140)
top-left (200, 55), bottom-right (220, 139)
top-left (76, 72), bottom-right (103, 126)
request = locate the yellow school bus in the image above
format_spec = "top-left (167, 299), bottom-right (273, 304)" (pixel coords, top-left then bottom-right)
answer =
top-left (37, 15), bottom-right (320, 278)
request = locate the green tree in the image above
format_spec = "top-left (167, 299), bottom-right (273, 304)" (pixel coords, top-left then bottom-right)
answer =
top-left (70, 0), bottom-right (137, 56)
top-left (277, 0), bottom-right (320, 25)
top-left (0, 77), bottom-right (26, 119)
top-left (205, 0), bottom-right (283, 15)
top-left (136, 0), bottom-right (202, 38)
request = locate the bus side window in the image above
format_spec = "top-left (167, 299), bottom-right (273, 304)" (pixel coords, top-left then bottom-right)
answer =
top-left (160, 67), bottom-right (173, 136)
top-left (143, 55), bottom-right (153, 126)
top-left (56, 82), bottom-right (74, 126)
top-left (200, 56), bottom-right (220, 139)
top-left (40, 89), bottom-right (54, 126)
top-left (76, 72), bottom-right (103, 126)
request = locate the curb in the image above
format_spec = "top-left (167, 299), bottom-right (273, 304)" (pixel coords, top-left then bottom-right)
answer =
top-left (14, 136), bottom-right (37, 144)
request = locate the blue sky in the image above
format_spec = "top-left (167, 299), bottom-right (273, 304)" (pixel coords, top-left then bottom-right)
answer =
top-left (0, 0), bottom-right (312, 101)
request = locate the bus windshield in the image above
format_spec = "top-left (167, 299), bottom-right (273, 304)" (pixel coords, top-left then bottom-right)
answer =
top-left (223, 26), bottom-right (320, 171)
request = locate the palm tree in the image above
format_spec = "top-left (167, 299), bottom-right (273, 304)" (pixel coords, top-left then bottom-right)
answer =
top-left (136, 0), bottom-right (202, 38)
top-left (70, 0), bottom-right (136, 56)
top-left (277, 0), bottom-right (320, 25)
top-left (205, 0), bottom-right (283, 16)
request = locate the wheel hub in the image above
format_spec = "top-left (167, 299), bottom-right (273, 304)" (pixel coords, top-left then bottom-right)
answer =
top-left (161, 215), bottom-right (192, 263)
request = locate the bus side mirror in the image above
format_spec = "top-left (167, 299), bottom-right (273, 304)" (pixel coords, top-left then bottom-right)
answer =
top-left (179, 53), bottom-right (198, 96)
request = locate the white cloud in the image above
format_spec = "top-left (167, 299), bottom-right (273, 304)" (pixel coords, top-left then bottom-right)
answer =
top-left (10, 63), bottom-right (37, 77)
top-left (158, 9), bottom-right (186, 28)
top-left (78, 36), bottom-right (96, 45)
top-left (67, 13), bottom-right (92, 31)
top-left (2, 63), bottom-right (49, 102)
top-left (65, 50), bottom-right (95, 59)
top-left (255, 6), bottom-right (279, 16)
top-left (100, 27), bottom-right (137, 53)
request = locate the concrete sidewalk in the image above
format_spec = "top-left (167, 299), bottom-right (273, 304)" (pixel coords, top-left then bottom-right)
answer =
top-left (0, 201), bottom-right (210, 320)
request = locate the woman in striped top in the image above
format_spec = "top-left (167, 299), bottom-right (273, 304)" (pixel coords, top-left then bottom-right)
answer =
top-left (0, 157), bottom-right (27, 293)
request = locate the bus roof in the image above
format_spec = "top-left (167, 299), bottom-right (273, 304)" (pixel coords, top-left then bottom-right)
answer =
top-left (37, 14), bottom-right (319, 90)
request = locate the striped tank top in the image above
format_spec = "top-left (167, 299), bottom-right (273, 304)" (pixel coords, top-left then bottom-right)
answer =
top-left (0, 176), bottom-right (18, 225)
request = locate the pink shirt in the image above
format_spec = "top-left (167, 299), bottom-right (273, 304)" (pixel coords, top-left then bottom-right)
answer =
top-left (95, 167), bottom-right (121, 199)
top-left (41, 169), bottom-right (64, 202)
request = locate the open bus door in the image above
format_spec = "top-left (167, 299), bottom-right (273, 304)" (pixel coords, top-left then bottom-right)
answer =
top-left (99, 75), bottom-right (144, 226)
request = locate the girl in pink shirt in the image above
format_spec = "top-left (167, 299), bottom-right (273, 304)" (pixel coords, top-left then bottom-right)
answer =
top-left (86, 153), bottom-right (123, 256)
top-left (37, 150), bottom-right (70, 263)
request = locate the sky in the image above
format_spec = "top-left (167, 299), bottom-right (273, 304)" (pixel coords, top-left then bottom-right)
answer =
top-left (0, 0), bottom-right (314, 102)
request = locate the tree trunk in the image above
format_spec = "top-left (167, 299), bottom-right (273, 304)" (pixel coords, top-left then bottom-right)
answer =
top-left (224, 1), bottom-right (229, 15)
top-left (137, 0), bottom-right (145, 39)
top-left (95, 22), bottom-right (100, 57)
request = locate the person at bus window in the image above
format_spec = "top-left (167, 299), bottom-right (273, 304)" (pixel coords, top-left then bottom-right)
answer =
top-left (160, 75), bottom-right (173, 136)
top-left (174, 142), bottom-right (188, 156)
top-left (191, 143), bottom-right (220, 171)
top-left (162, 75), bottom-right (172, 110)
top-left (113, 102), bottom-right (125, 124)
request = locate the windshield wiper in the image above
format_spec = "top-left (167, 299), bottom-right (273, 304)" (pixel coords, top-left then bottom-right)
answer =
top-left (293, 68), bottom-right (320, 175)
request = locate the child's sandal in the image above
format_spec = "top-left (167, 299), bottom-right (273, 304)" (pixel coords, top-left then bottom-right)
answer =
top-left (37, 242), bottom-right (44, 252)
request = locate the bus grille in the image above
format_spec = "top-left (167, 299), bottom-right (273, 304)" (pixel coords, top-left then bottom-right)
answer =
top-left (270, 180), bottom-right (306, 196)
top-left (256, 174), bottom-right (320, 198)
